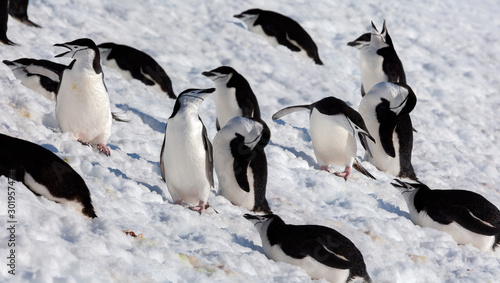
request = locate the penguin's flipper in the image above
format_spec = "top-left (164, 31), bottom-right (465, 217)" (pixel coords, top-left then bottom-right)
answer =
top-left (200, 119), bottom-right (214, 187)
top-left (352, 159), bottom-right (376, 180)
top-left (450, 206), bottom-right (500, 236)
top-left (272, 105), bottom-right (311, 120)
top-left (375, 98), bottom-right (397, 157)
top-left (230, 134), bottom-right (252, 192)
top-left (160, 122), bottom-right (168, 181)
top-left (299, 237), bottom-right (353, 270)
top-left (215, 118), bottom-right (221, 131)
top-left (111, 112), bottom-right (130, 122)
top-left (260, 23), bottom-right (301, 52)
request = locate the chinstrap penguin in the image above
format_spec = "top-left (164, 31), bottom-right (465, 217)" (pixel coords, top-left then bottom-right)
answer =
top-left (348, 21), bottom-right (405, 96)
top-left (54, 38), bottom-right (113, 156)
top-left (272, 96), bottom-right (376, 180)
top-left (213, 116), bottom-right (271, 213)
top-left (0, 133), bottom-right (97, 218)
top-left (244, 214), bottom-right (372, 283)
top-left (358, 82), bottom-right (417, 180)
top-left (0, 0), bottom-right (15, 45)
top-left (202, 66), bottom-right (261, 130)
top-left (8, 0), bottom-right (41, 27)
top-left (160, 88), bottom-right (215, 213)
top-left (234, 9), bottom-right (323, 65)
top-left (98, 42), bottom-right (176, 99)
top-left (392, 179), bottom-right (500, 251)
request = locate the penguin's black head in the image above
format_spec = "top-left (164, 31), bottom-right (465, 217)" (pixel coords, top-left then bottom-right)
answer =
top-left (54, 38), bottom-right (101, 73)
top-left (244, 214), bottom-right (278, 225)
top-left (234, 8), bottom-right (262, 19)
top-left (391, 179), bottom-right (430, 194)
top-left (202, 66), bottom-right (236, 82)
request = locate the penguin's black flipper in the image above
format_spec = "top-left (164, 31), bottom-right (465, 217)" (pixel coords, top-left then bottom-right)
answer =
top-left (375, 98), bottom-right (397, 157)
top-left (352, 159), bottom-right (376, 180)
top-left (272, 105), bottom-right (311, 120)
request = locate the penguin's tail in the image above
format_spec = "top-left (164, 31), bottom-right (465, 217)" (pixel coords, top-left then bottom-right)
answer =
top-left (353, 159), bottom-right (376, 180)
top-left (272, 105), bottom-right (311, 120)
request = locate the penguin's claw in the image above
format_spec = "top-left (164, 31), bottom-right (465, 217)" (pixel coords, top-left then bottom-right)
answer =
top-left (97, 143), bottom-right (111, 156)
top-left (190, 201), bottom-right (206, 214)
top-left (334, 166), bottom-right (351, 181)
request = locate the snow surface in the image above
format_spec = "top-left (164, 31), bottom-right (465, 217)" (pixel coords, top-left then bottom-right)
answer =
top-left (1, 0), bottom-right (500, 282)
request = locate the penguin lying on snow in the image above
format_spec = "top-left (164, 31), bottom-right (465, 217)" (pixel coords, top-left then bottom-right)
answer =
top-left (160, 88), bottom-right (215, 213)
top-left (0, 133), bottom-right (97, 218)
top-left (202, 66), bottom-right (261, 130)
top-left (234, 8), bottom-right (323, 65)
top-left (213, 116), bottom-right (272, 214)
top-left (392, 179), bottom-right (500, 251)
top-left (358, 82), bottom-right (417, 180)
top-left (3, 58), bottom-right (129, 122)
top-left (98, 42), bottom-right (177, 99)
top-left (347, 21), bottom-right (405, 96)
top-left (273, 96), bottom-right (376, 180)
top-left (245, 214), bottom-right (372, 283)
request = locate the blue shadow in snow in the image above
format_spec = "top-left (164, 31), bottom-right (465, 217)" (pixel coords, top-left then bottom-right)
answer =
top-left (372, 194), bottom-right (410, 219)
top-left (269, 141), bottom-right (319, 170)
top-left (40, 144), bottom-right (58, 153)
top-left (232, 233), bottom-right (264, 253)
top-left (115, 103), bottom-right (166, 133)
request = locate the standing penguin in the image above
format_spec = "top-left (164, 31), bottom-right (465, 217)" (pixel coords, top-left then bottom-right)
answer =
top-left (358, 82), bottom-right (417, 180)
top-left (160, 88), bottom-right (215, 213)
top-left (0, 133), bottom-right (97, 218)
top-left (273, 96), bottom-right (376, 180)
top-left (244, 214), bottom-right (372, 283)
top-left (202, 66), bottom-right (261, 130)
top-left (213, 116), bottom-right (271, 213)
top-left (54, 38), bottom-right (113, 156)
top-left (97, 42), bottom-right (177, 99)
top-left (392, 179), bottom-right (500, 251)
top-left (347, 21), bottom-right (405, 96)
top-left (234, 9), bottom-right (323, 65)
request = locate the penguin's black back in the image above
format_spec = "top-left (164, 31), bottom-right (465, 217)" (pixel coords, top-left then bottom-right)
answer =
top-left (227, 71), bottom-right (261, 119)
top-left (377, 32), bottom-right (406, 85)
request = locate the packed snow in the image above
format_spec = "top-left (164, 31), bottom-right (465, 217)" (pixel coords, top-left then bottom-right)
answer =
top-left (1, 0), bottom-right (499, 282)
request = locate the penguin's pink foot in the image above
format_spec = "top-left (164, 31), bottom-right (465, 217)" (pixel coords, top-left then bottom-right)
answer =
top-left (320, 165), bottom-right (329, 172)
top-left (96, 143), bottom-right (111, 156)
top-left (190, 201), bottom-right (206, 214)
top-left (174, 200), bottom-right (183, 205)
top-left (334, 166), bottom-right (351, 181)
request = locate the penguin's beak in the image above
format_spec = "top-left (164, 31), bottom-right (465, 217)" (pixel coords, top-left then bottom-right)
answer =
top-left (201, 71), bottom-right (215, 78)
top-left (54, 43), bottom-right (72, 58)
top-left (243, 214), bottom-right (260, 220)
top-left (197, 88), bottom-right (215, 100)
top-left (233, 13), bottom-right (243, 19)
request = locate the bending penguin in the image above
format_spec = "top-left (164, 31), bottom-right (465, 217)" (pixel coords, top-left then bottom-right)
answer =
top-left (160, 88), bottom-right (215, 213)
top-left (347, 21), bottom-right (405, 96)
top-left (392, 179), bottom-right (500, 251)
top-left (358, 82), bottom-right (417, 180)
top-left (0, 133), bottom-right (97, 218)
top-left (272, 96), bottom-right (376, 180)
top-left (202, 66), bottom-right (261, 130)
top-left (97, 42), bottom-right (177, 99)
top-left (53, 38), bottom-right (113, 156)
top-left (234, 9), bottom-right (323, 65)
top-left (213, 116), bottom-right (271, 213)
top-left (244, 214), bottom-right (372, 283)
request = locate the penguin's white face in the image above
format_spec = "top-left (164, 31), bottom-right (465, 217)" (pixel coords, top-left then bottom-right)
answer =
top-left (223, 117), bottom-right (264, 150)
top-left (234, 12), bottom-right (259, 28)
top-left (55, 43), bottom-right (96, 61)
top-left (178, 88), bottom-right (215, 107)
top-left (204, 71), bottom-right (232, 85)
top-left (391, 179), bottom-right (420, 200)
top-left (244, 214), bottom-right (275, 234)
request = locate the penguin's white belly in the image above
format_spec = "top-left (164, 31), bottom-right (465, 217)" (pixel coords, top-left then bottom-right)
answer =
top-left (163, 119), bottom-right (210, 205)
top-left (309, 112), bottom-right (355, 168)
top-left (213, 137), bottom-right (255, 210)
top-left (102, 58), bottom-right (134, 81)
top-left (261, 237), bottom-right (349, 283)
top-left (358, 104), bottom-right (400, 175)
top-left (412, 210), bottom-right (495, 251)
top-left (249, 24), bottom-right (279, 47)
top-left (214, 88), bottom-right (242, 128)
top-left (56, 69), bottom-right (111, 144)
top-left (360, 48), bottom-right (387, 93)
top-left (24, 172), bottom-right (84, 213)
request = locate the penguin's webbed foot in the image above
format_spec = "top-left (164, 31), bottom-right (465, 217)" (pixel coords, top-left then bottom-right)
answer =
top-left (96, 143), bottom-right (111, 156)
top-left (190, 201), bottom-right (206, 214)
top-left (334, 166), bottom-right (351, 181)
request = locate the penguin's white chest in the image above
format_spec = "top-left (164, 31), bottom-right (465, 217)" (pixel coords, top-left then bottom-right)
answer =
top-left (248, 24), bottom-right (279, 47)
top-left (360, 47), bottom-right (387, 93)
top-left (358, 99), bottom-right (401, 175)
top-left (162, 114), bottom-right (210, 205)
top-left (101, 58), bottom-right (134, 81)
top-left (309, 111), bottom-right (356, 168)
top-left (56, 68), bottom-right (111, 144)
top-left (260, 236), bottom-right (349, 283)
top-left (214, 87), bottom-right (242, 128)
top-left (213, 135), bottom-right (256, 210)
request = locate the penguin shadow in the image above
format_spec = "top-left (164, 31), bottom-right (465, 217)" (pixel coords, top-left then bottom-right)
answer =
top-left (269, 140), bottom-right (319, 170)
top-left (231, 233), bottom-right (265, 254)
top-left (115, 103), bottom-right (166, 133)
top-left (226, 20), bottom-right (246, 30)
top-left (107, 167), bottom-right (166, 200)
top-left (370, 193), bottom-right (410, 219)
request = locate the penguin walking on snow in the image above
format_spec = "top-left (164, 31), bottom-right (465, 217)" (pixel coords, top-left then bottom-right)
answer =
top-left (234, 9), bottom-right (323, 65)
top-left (202, 66), bottom-right (261, 130)
top-left (272, 96), bottom-right (376, 180)
top-left (347, 21), bottom-right (405, 96)
top-left (244, 214), bottom-right (372, 283)
top-left (53, 38), bottom-right (113, 156)
top-left (97, 42), bottom-right (177, 99)
top-left (0, 133), bottom-right (97, 218)
top-left (392, 179), bottom-right (500, 251)
top-left (358, 82), bottom-right (417, 180)
top-left (213, 116), bottom-right (271, 213)
top-left (160, 88), bottom-right (215, 213)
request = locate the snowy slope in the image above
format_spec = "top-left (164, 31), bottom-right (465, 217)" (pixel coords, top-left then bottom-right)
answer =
top-left (0, 0), bottom-right (499, 282)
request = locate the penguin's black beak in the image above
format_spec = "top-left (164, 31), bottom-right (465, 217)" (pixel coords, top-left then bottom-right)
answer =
top-left (54, 43), bottom-right (71, 58)
top-left (201, 71), bottom-right (215, 78)
top-left (234, 13), bottom-right (243, 19)
top-left (243, 214), bottom-right (260, 220)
